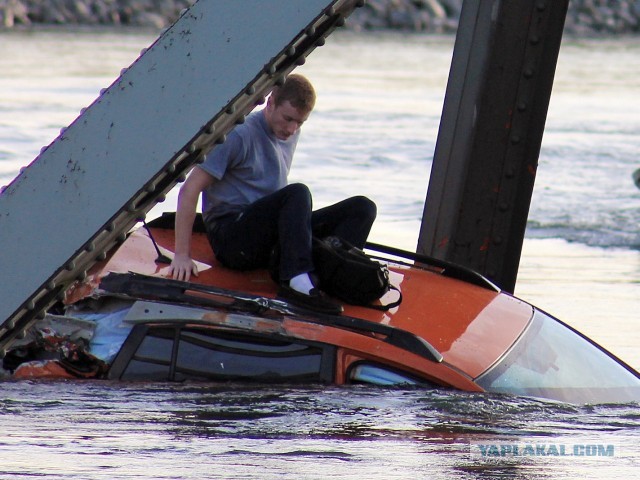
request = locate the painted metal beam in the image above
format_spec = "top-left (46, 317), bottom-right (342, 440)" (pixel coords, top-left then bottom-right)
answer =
top-left (417, 0), bottom-right (569, 293)
top-left (0, 0), bottom-right (364, 353)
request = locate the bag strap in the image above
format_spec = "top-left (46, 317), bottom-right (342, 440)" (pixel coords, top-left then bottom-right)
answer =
top-left (363, 284), bottom-right (403, 311)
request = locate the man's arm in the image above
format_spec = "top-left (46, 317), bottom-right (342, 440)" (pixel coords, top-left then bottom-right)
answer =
top-left (169, 167), bottom-right (215, 281)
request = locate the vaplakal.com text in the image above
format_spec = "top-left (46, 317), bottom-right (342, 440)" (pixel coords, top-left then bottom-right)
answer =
top-left (472, 443), bottom-right (615, 458)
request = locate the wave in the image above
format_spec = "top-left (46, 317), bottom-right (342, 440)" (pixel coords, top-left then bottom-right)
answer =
top-left (526, 221), bottom-right (640, 250)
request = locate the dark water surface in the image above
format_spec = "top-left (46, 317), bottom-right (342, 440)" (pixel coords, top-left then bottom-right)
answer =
top-left (2, 381), bottom-right (639, 479)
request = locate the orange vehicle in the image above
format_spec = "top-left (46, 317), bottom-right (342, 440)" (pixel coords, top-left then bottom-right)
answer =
top-left (4, 213), bottom-right (639, 405)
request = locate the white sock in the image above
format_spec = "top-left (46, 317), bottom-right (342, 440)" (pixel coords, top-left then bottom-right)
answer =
top-left (289, 273), bottom-right (314, 295)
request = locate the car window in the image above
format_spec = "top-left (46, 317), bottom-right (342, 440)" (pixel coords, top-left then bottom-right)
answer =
top-left (349, 362), bottom-right (434, 387)
top-left (109, 325), bottom-right (334, 382)
top-left (476, 309), bottom-right (640, 403)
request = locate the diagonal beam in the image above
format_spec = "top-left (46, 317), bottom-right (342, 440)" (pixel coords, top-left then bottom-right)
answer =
top-left (0, 0), bottom-right (364, 353)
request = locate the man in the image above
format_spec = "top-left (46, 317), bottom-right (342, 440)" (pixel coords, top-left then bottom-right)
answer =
top-left (169, 74), bottom-right (376, 314)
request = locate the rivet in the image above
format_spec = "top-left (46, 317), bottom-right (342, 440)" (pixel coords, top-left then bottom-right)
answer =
top-left (275, 76), bottom-right (285, 86)
top-left (517, 102), bottom-right (527, 112)
top-left (530, 35), bottom-right (540, 45)
top-left (325, 6), bottom-right (336, 16)
top-left (245, 85), bottom-right (256, 95)
top-left (66, 261), bottom-right (76, 271)
top-left (117, 232), bottom-right (127, 242)
top-left (499, 201), bottom-right (509, 212)
top-left (97, 252), bottom-right (107, 261)
top-left (536, 1), bottom-right (546, 12)
top-left (177, 173), bottom-right (187, 182)
top-left (335, 17), bottom-right (346, 27)
top-left (523, 68), bottom-right (534, 79)
top-left (100, 88), bottom-right (107, 95)
top-left (145, 183), bottom-right (156, 193)
top-left (296, 57), bottom-right (306, 66)
top-left (286, 46), bottom-right (296, 56)
top-left (511, 135), bottom-right (521, 145)
top-left (26, 300), bottom-right (35, 311)
top-left (235, 115), bottom-right (246, 125)
top-left (265, 64), bottom-right (276, 75)
top-left (85, 242), bottom-right (95, 252)
top-left (157, 194), bottom-right (166, 203)
top-left (187, 144), bottom-right (196, 154)
top-left (307, 26), bottom-right (316, 36)
top-left (226, 105), bottom-right (236, 115)
top-left (166, 164), bottom-right (176, 173)
top-left (46, 280), bottom-right (56, 291)
top-left (106, 222), bottom-right (116, 232)
top-left (315, 38), bottom-right (326, 47)
top-left (40, 146), bottom-right (48, 154)
top-left (77, 271), bottom-right (87, 281)
top-left (216, 135), bottom-right (227, 144)
top-left (126, 202), bottom-right (137, 213)
top-left (195, 155), bottom-right (205, 164)
top-left (206, 124), bottom-right (215, 134)
top-left (120, 68), bottom-right (128, 75)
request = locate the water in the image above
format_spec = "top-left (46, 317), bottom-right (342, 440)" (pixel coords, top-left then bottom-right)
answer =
top-left (1, 28), bottom-right (639, 478)
top-left (2, 382), bottom-right (639, 479)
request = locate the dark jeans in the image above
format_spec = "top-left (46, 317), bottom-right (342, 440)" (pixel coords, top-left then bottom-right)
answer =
top-left (206, 183), bottom-right (376, 282)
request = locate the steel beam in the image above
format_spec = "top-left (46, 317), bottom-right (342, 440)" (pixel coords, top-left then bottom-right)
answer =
top-left (417, 0), bottom-right (569, 293)
top-left (0, 0), bottom-right (363, 353)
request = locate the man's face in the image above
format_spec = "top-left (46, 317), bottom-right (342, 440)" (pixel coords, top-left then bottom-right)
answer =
top-left (264, 99), bottom-right (310, 140)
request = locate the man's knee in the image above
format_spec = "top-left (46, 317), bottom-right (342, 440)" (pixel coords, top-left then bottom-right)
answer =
top-left (283, 183), bottom-right (312, 207)
top-left (352, 195), bottom-right (377, 221)
top-left (284, 182), bottom-right (311, 197)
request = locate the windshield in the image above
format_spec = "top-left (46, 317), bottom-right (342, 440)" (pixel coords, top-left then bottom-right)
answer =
top-left (476, 309), bottom-right (640, 404)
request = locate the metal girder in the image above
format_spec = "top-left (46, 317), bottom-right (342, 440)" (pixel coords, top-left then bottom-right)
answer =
top-left (0, 0), bottom-right (365, 354)
top-left (417, 0), bottom-right (569, 293)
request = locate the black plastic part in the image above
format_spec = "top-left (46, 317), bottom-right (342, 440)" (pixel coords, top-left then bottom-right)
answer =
top-left (365, 242), bottom-right (499, 292)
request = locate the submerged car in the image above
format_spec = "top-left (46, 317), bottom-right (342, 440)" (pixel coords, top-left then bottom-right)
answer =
top-left (3, 213), bottom-right (639, 405)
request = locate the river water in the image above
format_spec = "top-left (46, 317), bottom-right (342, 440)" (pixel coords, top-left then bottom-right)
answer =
top-left (0, 28), bottom-right (639, 479)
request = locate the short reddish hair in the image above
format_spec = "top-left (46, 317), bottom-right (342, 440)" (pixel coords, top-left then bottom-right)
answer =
top-left (271, 74), bottom-right (316, 113)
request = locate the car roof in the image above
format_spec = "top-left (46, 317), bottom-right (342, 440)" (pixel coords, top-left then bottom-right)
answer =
top-left (65, 221), bottom-right (533, 380)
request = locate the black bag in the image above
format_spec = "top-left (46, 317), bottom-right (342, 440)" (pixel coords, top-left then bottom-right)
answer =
top-left (311, 236), bottom-right (402, 311)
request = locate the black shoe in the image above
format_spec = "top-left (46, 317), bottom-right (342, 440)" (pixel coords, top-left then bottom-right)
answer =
top-left (277, 285), bottom-right (343, 315)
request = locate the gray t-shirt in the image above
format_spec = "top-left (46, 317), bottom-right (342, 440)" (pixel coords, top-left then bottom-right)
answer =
top-left (199, 110), bottom-right (299, 221)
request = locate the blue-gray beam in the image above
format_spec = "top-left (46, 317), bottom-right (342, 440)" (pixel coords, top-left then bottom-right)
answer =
top-left (0, 0), bottom-right (361, 351)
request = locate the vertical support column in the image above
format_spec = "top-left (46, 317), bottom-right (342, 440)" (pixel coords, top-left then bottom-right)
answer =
top-left (417, 0), bottom-right (569, 293)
